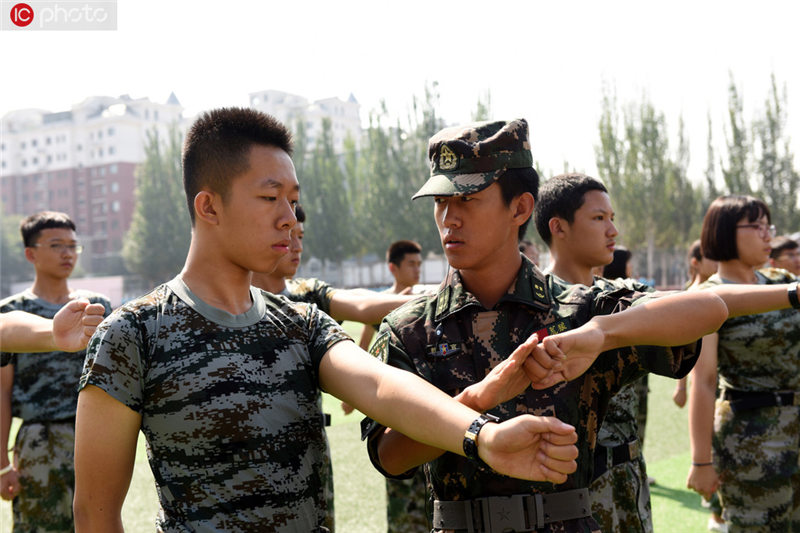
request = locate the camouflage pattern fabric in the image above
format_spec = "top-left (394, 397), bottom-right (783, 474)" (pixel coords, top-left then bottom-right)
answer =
top-left (413, 118), bottom-right (533, 200)
top-left (568, 276), bottom-right (655, 532)
top-left (0, 289), bottom-right (113, 420)
top-left (283, 277), bottom-right (338, 316)
top-left (1, 290), bottom-right (111, 531)
top-left (81, 277), bottom-right (350, 532)
top-left (589, 456), bottom-right (651, 533)
top-left (633, 374), bottom-right (649, 445)
top-left (281, 277), bottom-right (340, 529)
top-left (12, 421), bottom-right (75, 532)
top-left (700, 268), bottom-right (800, 531)
top-left (386, 468), bottom-right (430, 533)
top-left (365, 258), bottom-right (699, 533)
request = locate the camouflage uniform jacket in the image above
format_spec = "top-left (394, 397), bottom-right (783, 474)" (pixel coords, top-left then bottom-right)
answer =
top-left (365, 259), bottom-right (698, 532)
top-left (80, 277), bottom-right (350, 532)
top-left (0, 289), bottom-right (112, 421)
top-left (283, 277), bottom-right (338, 316)
top-left (701, 268), bottom-right (800, 392)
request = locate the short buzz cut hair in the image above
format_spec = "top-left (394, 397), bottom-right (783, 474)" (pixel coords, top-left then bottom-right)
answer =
top-left (182, 107), bottom-right (293, 224)
top-left (534, 173), bottom-right (608, 245)
top-left (701, 195), bottom-right (771, 261)
top-left (20, 211), bottom-right (76, 247)
top-left (295, 203), bottom-right (306, 224)
top-left (770, 235), bottom-right (799, 259)
top-left (387, 240), bottom-right (422, 266)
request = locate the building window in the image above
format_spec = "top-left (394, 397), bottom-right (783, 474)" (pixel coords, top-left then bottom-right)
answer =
top-left (108, 146), bottom-right (115, 156)
top-left (32, 157), bottom-right (38, 165)
top-left (77, 144), bottom-right (82, 151)
top-left (98, 130), bottom-right (103, 139)
top-left (31, 139), bottom-right (38, 147)
top-left (111, 201), bottom-right (120, 212)
top-left (108, 127), bottom-right (115, 136)
top-left (109, 164), bottom-right (118, 174)
top-left (21, 142), bottom-right (26, 149)
top-left (100, 167), bottom-right (106, 177)
top-left (110, 181), bottom-right (119, 193)
top-left (46, 137), bottom-right (51, 145)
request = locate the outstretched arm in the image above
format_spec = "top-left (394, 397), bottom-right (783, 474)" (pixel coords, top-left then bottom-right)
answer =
top-left (329, 291), bottom-right (416, 324)
top-left (321, 339), bottom-right (576, 482)
top-left (708, 282), bottom-right (797, 317)
top-left (686, 333), bottom-right (720, 500)
top-left (0, 300), bottom-right (106, 353)
top-left (73, 385), bottom-right (142, 533)
top-left (532, 290), bottom-right (728, 387)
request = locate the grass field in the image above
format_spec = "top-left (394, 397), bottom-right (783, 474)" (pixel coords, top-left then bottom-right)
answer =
top-left (1, 321), bottom-right (715, 532)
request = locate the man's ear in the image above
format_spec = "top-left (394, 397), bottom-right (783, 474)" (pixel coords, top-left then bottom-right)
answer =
top-left (511, 192), bottom-right (535, 226)
top-left (388, 262), bottom-right (398, 276)
top-left (24, 247), bottom-right (36, 264)
top-left (549, 217), bottom-right (567, 240)
top-left (194, 191), bottom-right (220, 226)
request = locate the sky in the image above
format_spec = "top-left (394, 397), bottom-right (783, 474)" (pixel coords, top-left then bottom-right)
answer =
top-left (1, 0), bottom-right (799, 181)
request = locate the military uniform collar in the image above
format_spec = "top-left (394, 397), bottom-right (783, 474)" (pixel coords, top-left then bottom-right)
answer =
top-left (433, 256), bottom-right (551, 322)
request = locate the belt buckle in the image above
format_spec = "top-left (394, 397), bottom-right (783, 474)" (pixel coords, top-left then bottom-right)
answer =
top-left (486, 495), bottom-right (527, 532)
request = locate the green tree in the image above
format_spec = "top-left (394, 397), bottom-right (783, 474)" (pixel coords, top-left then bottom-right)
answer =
top-left (753, 73), bottom-right (800, 233)
top-left (0, 213), bottom-right (30, 295)
top-left (721, 74), bottom-right (751, 195)
top-left (122, 125), bottom-right (191, 288)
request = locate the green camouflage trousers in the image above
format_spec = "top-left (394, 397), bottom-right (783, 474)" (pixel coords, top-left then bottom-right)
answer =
top-left (322, 443), bottom-right (335, 532)
top-left (386, 468), bottom-right (429, 533)
top-left (590, 456), bottom-right (652, 532)
top-left (714, 399), bottom-right (800, 532)
top-left (12, 421), bottom-right (75, 532)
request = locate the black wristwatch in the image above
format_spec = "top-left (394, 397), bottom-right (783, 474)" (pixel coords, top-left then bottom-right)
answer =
top-left (463, 413), bottom-right (500, 465)
top-left (789, 281), bottom-right (800, 310)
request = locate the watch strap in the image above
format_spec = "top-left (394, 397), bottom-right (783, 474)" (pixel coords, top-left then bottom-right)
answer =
top-left (788, 281), bottom-right (800, 310)
top-left (463, 413), bottom-right (500, 465)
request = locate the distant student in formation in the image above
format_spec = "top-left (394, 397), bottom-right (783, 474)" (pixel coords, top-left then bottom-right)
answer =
top-left (350, 239), bottom-right (429, 533)
top-left (73, 108), bottom-right (583, 532)
top-left (673, 239), bottom-right (718, 408)
top-left (364, 119), bottom-right (800, 533)
top-left (358, 240), bottom-right (423, 351)
top-left (518, 238), bottom-right (540, 265)
top-left (769, 235), bottom-right (800, 275)
top-left (0, 211), bottom-right (112, 532)
top-left (688, 196), bottom-right (800, 532)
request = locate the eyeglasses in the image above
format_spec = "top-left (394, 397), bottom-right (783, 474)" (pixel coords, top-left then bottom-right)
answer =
top-left (33, 243), bottom-right (84, 254)
top-left (736, 223), bottom-right (777, 238)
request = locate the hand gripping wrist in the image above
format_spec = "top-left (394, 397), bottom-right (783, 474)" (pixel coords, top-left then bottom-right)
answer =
top-left (463, 413), bottom-right (500, 466)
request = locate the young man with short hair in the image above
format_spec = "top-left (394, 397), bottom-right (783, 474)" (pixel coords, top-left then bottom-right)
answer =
top-left (359, 240), bottom-right (423, 351)
top-left (769, 235), bottom-right (800, 275)
top-left (534, 172), bottom-right (659, 532)
top-left (363, 119), bottom-right (795, 532)
top-left (0, 211), bottom-right (112, 531)
top-left (73, 108), bottom-right (583, 532)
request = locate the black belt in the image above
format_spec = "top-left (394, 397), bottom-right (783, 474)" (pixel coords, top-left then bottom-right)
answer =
top-left (721, 389), bottom-right (800, 413)
top-left (593, 438), bottom-right (640, 480)
top-left (432, 488), bottom-right (591, 532)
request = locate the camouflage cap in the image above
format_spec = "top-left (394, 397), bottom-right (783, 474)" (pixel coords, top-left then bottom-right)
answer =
top-left (412, 118), bottom-right (533, 200)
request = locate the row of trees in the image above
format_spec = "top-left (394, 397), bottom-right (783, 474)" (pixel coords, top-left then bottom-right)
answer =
top-left (596, 73), bottom-right (799, 284)
top-left (3, 76), bottom-right (794, 292)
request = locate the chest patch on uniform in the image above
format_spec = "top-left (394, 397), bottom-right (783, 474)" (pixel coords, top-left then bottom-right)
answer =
top-left (534, 317), bottom-right (572, 340)
top-left (426, 342), bottom-right (464, 358)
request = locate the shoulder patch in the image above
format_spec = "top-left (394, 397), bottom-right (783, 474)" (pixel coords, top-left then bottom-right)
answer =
top-left (435, 287), bottom-right (451, 317)
top-left (532, 277), bottom-right (548, 306)
top-left (368, 331), bottom-right (390, 359)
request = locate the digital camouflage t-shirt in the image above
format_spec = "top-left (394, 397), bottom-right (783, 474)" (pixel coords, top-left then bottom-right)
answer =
top-left (81, 277), bottom-right (350, 532)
